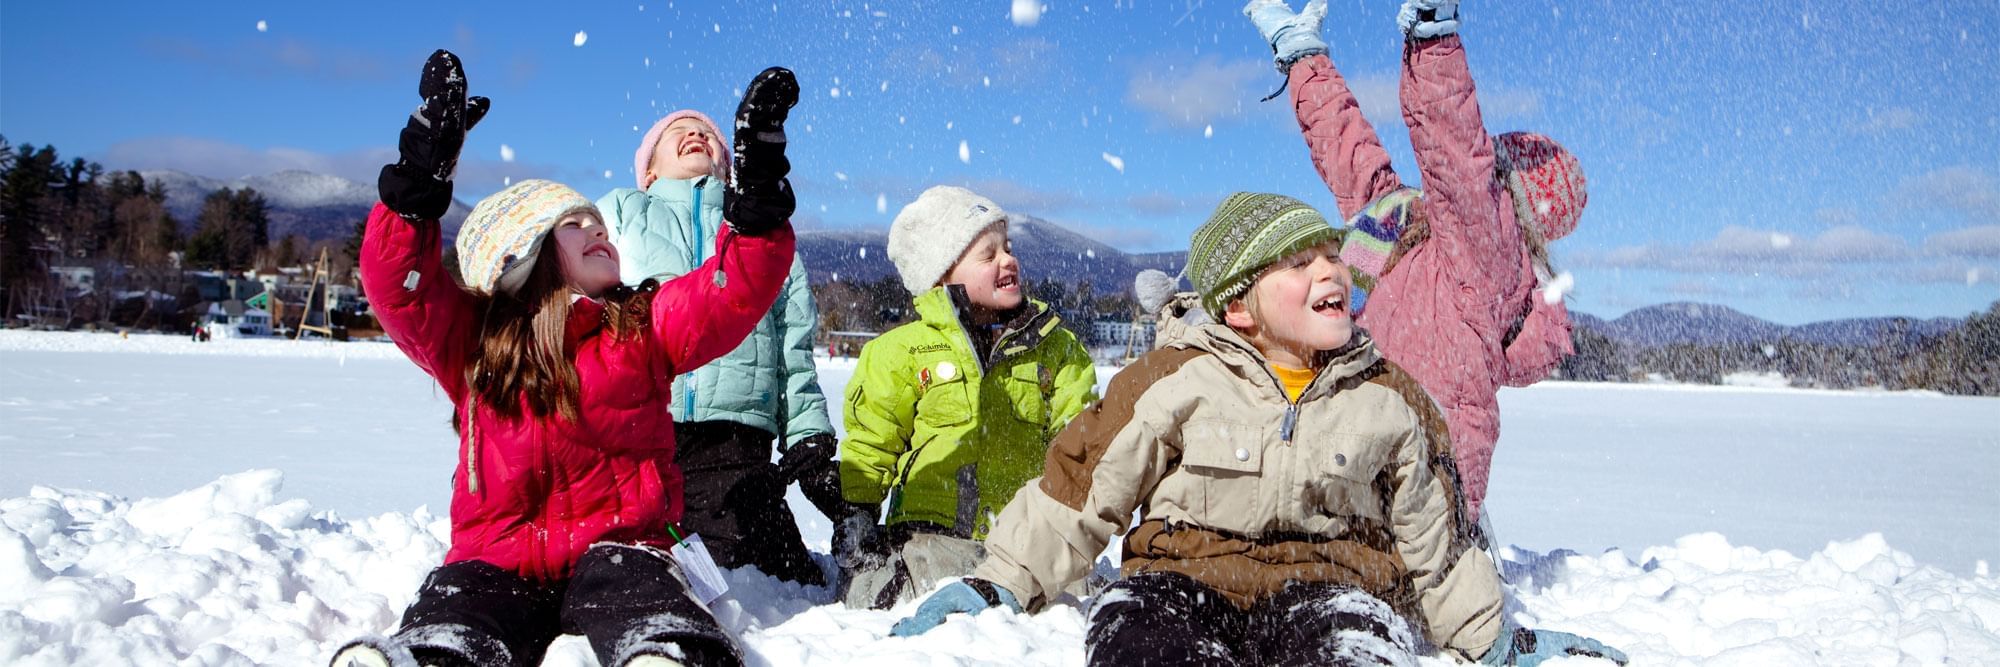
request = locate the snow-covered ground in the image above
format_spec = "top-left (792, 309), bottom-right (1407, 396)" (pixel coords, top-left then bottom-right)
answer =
top-left (2, 329), bottom-right (1997, 665)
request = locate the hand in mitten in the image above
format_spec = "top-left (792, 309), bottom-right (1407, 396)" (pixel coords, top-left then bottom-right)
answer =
top-left (831, 501), bottom-right (887, 574)
top-left (378, 49), bottom-right (491, 221)
top-left (1481, 626), bottom-right (1629, 666)
top-left (793, 452), bottom-right (849, 524)
top-left (723, 66), bottom-right (800, 236)
top-left (1397, 0), bottom-right (1460, 40)
top-left (1242, 0), bottom-right (1328, 73)
top-left (888, 578), bottom-right (1023, 637)
top-left (775, 433), bottom-right (836, 484)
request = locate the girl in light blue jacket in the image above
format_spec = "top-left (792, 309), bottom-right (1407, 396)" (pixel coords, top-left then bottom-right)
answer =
top-left (598, 106), bottom-right (838, 586)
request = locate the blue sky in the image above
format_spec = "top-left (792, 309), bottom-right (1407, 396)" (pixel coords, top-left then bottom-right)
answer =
top-left (4, 1), bottom-right (1996, 324)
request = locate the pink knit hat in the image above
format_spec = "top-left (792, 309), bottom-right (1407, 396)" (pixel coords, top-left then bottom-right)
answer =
top-left (634, 109), bottom-right (730, 189)
top-left (1493, 132), bottom-right (1586, 242)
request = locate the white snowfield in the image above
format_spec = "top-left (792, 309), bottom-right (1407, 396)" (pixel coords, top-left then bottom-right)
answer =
top-left (2, 330), bottom-right (1997, 666)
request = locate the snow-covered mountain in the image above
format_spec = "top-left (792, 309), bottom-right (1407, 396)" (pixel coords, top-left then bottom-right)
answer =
top-left (1573, 302), bottom-right (1963, 348)
top-left (798, 214), bottom-right (1185, 293)
top-left (132, 168), bottom-right (470, 242)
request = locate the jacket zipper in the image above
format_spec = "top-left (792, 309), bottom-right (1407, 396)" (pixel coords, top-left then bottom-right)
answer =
top-left (681, 178), bottom-right (708, 419)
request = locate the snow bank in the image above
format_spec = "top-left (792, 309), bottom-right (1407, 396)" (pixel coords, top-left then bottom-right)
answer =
top-left (3, 474), bottom-right (1997, 666)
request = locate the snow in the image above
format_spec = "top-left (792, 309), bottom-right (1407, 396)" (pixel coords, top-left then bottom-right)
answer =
top-left (1010, 0), bottom-right (1045, 27)
top-left (255, 20), bottom-right (267, 33)
top-left (500, 144), bottom-right (516, 162)
top-left (573, 31), bottom-right (588, 47)
top-left (1100, 152), bottom-right (1125, 173)
top-left (3, 330), bottom-right (1999, 665)
top-left (958, 140), bottom-right (971, 164)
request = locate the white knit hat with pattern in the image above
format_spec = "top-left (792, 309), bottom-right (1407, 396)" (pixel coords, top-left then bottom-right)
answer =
top-left (887, 186), bottom-right (1009, 295)
top-left (456, 179), bottom-right (598, 296)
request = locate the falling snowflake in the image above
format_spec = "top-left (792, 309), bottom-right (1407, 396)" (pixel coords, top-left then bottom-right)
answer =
top-left (1012, 115), bottom-right (1022, 124)
top-left (1970, 269), bottom-right (1983, 286)
top-left (255, 20), bottom-right (268, 32)
top-left (603, 170), bottom-right (613, 179)
top-left (1102, 152), bottom-right (1125, 173)
top-left (1542, 271), bottom-right (1575, 304)
top-left (1011, 0), bottom-right (1044, 26)
top-left (830, 87), bottom-right (842, 98)
top-left (1204, 124), bottom-right (1214, 138)
top-left (1770, 233), bottom-right (1794, 249)
top-left (876, 194), bottom-right (888, 213)
top-left (499, 145), bottom-right (516, 162)
top-left (573, 31), bottom-right (588, 47)
top-left (859, 247), bottom-right (869, 259)
top-left (958, 141), bottom-right (971, 164)
top-left (835, 172), bottom-right (849, 181)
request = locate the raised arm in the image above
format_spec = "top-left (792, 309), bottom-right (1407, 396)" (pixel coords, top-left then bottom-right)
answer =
top-left (1398, 17), bottom-right (1523, 286)
top-left (359, 204), bottom-right (475, 393)
top-left (650, 66), bottom-right (802, 373)
top-left (1289, 55), bottom-right (1405, 219)
top-left (363, 49), bottom-right (491, 395)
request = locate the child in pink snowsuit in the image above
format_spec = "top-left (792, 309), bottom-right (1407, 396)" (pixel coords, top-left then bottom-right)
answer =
top-left (1249, 0), bottom-right (1587, 516)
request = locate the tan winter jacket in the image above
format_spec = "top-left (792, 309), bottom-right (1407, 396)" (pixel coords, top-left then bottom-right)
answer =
top-left (973, 323), bottom-right (1504, 661)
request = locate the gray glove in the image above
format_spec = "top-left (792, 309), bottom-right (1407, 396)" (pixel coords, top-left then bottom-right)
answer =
top-left (1242, 0), bottom-right (1329, 73)
top-left (1398, 0), bottom-right (1460, 40)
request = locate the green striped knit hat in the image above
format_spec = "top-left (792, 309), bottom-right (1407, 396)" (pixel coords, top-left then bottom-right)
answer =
top-left (1188, 192), bottom-right (1341, 316)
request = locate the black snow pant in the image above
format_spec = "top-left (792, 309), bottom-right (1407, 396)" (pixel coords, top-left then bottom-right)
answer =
top-left (386, 544), bottom-right (741, 667)
top-left (1084, 572), bottom-right (1418, 667)
top-left (675, 420), bottom-right (826, 586)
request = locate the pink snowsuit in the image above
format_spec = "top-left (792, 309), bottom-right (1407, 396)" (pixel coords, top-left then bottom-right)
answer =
top-left (1287, 36), bottom-right (1574, 515)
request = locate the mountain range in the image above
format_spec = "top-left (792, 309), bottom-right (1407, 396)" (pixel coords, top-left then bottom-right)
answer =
top-left (135, 167), bottom-right (1964, 346)
top-left (136, 169), bottom-right (470, 243)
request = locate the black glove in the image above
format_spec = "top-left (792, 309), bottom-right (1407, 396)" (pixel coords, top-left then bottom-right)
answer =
top-left (378, 49), bottom-right (491, 221)
top-left (794, 452), bottom-right (848, 524)
top-left (722, 66), bottom-right (799, 236)
top-left (775, 433), bottom-right (836, 484)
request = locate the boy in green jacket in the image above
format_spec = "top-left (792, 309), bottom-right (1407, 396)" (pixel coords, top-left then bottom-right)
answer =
top-left (835, 185), bottom-right (1098, 610)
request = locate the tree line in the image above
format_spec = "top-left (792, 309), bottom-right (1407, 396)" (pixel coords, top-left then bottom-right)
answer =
top-left (0, 135), bottom-right (352, 329)
top-left (1557, 301), bottom-right (2000, 396)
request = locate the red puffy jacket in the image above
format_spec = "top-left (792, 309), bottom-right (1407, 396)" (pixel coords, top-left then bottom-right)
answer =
top-left (1287, 37), bottom-right (1573, 515)
top-left (359, 202), bottom-right (794, 579)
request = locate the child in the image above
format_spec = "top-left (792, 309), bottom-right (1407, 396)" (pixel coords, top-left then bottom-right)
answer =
top-left (834, 185), bottom-right (1098, 610)
top-left (330, 51), bottom-right (798, 667)
top-left (1247, 0), bottom-right (1586, 516)
top-left (889, 193), bottom-right (1625, 666)
top-left (595, 99), bottom-right (840, 587)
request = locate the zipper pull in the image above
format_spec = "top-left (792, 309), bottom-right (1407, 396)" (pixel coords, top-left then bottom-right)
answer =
top-left (1281, 404), bottom-right (1297, 443)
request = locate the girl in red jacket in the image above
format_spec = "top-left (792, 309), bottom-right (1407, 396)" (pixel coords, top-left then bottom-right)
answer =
top-left (1247, 0), bottom-right (1587, 519)
top-left (331, 51), bottom-right (799, 667)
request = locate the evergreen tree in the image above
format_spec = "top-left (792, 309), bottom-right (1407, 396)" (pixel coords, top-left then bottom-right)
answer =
top-left (1, 142), bottom-right (61, 314)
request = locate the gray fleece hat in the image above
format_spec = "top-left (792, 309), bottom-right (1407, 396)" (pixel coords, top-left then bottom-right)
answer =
top-left (887, 185), bottom-right (1009, 295)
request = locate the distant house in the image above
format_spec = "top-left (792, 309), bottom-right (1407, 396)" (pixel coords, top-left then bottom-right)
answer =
top-left (205, 300), bottom-right (273, 337)
top-left (49, 265), bottom-right (95, 293)
top-left (1092, 320), bottom-right (1155, 348)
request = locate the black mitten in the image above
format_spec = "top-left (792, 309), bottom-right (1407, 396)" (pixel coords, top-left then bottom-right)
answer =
top-left (378, 49), bottom-right (491, 221)
top-left (722, 66), bottom-right (799, 236)
top-left (775, 433), bottom-right (837, 485)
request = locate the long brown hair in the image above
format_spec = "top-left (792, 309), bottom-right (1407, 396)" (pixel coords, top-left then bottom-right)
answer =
top-left (462, 240), bottom-right (655, 425)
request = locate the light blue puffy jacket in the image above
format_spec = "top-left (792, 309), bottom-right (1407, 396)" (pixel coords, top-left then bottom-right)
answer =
top-left (598, 176), bottom-right (834, 448)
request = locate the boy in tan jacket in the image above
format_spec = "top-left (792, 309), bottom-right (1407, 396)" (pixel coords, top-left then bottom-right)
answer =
top-left (889, 192), bottom-right (1626, 666)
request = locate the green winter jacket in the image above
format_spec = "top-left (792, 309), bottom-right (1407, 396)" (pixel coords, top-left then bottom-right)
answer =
top-left (598, 176), bottom-right (834, 447)
top-left (840, 286), bottom-right (1099, 540)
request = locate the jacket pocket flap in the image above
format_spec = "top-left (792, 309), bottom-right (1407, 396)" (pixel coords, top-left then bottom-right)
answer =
top-left (1180, 419), bottom-right (1263, 474)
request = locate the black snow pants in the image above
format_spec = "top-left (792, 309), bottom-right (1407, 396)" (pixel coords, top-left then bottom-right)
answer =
top-left (385, 543), bottom-right (741, 667)
top-left (1084, 571), bottom-right (1418, 667)
top-left (675, 420), bottom-right (826, 586)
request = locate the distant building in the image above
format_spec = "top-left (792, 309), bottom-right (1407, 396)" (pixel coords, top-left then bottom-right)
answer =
top-left (1092, 320), bottom-right (1155, 348)
top-left (205, 300), bottom-right (272, 337)
top-left (49, 265), bottom-right (95, 293)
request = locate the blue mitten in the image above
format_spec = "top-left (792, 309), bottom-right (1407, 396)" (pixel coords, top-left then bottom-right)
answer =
top-left (1397, 0), bottom-right (1460, 40)
top-left (1481, 626), bottom-right (1629, 666)
top-left (1242, 0), bottom-right (1329, 73)
top-left (887, 578), bottom-right (1023, 637)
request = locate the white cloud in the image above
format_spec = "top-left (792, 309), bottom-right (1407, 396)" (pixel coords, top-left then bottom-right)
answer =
top-left (1851, 106), bottom-right (1921, 134)
top-left (1125, 58), bottom-right (1268, 129)
top-left (1896, 166), bottom-right (2000, 223)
